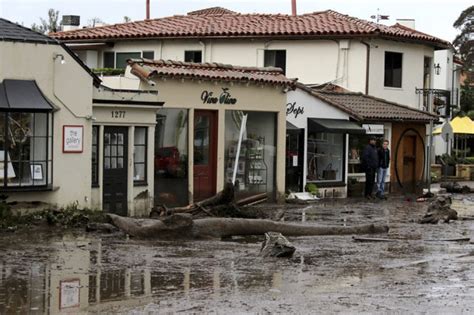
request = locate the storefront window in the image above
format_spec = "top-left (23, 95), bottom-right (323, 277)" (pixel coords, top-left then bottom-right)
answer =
top-left (154, 109), bottom-right (189, 207)
top-left (348, 131), bottom-right (386, 174)
top-left (0, 112), bottom-right (52, 189)
top-left (224, 111), bottom-right (276, 198)
top-left (307, 132), bottom-right (344, 182)
top-left (134, 127), bottom-right (147, 184)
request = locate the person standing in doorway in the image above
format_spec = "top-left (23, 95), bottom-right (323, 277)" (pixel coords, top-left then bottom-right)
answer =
top-left (376, 140), bottom-right (390, 199)
top-left (361, 137), bottom-right (379, 199)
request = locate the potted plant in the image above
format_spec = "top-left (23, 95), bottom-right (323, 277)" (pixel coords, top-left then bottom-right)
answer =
top-left (440, 154), bottom-right (456, 176)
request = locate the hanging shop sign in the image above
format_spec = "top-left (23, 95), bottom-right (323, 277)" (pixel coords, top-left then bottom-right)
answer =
top-left (286, 102), bottom-right (304, 118)
top-left (201, 87), bottom-right (237, 105)
top-left (63, 125), bottom-right (84, 153)
top-left (362, 124), bottom-right (384, 135)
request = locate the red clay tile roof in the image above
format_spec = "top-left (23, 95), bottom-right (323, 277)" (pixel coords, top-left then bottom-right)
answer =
top-left (187, 7), bottom-right (237, 15)
top-left (51, 9), bottom-right (449, 48)
top-left (313, 91), bottom-right (438, 122)
top-left (128, 59), bottom-right (297, 86)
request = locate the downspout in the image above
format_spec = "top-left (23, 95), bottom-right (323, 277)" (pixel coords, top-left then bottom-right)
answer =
top-left (361, 41), bottom-right (371, 95)
top-left (199, 41), bottom-right (206, 62)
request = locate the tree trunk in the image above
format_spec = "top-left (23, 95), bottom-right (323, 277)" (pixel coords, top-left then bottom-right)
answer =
top-left (108, 214), bottom-right (389, 239)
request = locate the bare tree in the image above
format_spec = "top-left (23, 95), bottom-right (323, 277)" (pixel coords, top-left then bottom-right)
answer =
top-left (123, 16), bottom-right (131, 23)
top-left (88, 17), bottom-right (105, 27)
top-left (31, 8), bottom-right (60, 34)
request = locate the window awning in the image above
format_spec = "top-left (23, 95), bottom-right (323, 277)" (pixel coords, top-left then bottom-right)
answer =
top-left (308, 118), bottom-right (365, 134)
top-left (0, 80), bottom-right (54, 112)
top-left (286, 121), bottom-right (301, 130)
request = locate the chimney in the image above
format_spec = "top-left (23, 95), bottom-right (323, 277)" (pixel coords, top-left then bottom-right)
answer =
top-left (291, 0), bottom-right (297, 16)
top-left (61, 15), bottom-right (80, 31)
top-left (396, 18), bottom-right (415, 29)
top-left (146, 0), bottom-right (150, 20)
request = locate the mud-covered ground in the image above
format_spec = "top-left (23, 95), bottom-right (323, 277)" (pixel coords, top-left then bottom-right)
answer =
top-left (1, 195), bottom-right (474, 314)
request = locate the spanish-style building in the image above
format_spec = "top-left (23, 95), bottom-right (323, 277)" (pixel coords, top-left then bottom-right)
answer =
top-left (286, 83), bottom-right (437, 197)
top-left (52, 7), bottom-right (449, 109)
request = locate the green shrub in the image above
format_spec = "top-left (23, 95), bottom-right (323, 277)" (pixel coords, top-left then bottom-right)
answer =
top-left (92, 68), bottom-right (126, 76)
top-left (305, 183), bottom-right (319, 196)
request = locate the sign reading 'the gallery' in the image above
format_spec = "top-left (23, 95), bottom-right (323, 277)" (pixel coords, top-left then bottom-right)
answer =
top-left (201, 88), bottom-right (237, 105)
top-left (63, 125), bottom-right (84, 153)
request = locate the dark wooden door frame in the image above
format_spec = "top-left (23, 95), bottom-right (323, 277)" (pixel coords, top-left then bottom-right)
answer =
top-left (193, 110), bottom-right (218, 201)
top-left (103, 126), bottom-right (129, 216)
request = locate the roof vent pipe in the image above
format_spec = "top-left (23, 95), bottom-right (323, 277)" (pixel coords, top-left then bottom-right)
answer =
top-left (291, 0), bottom-right (297, 16)
top-left (146, 0), bottom-right (150, 20)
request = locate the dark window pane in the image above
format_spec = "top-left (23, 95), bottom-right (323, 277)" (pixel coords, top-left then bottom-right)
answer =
top-left (134, 127), bottom-right (147, 182)
top-left (116, 52), bottom-right (141, 69)
top-left (142, 51), bottom-right (155, 59)
top-left (193, 116), bottom-right (210, 165)
top-left (104, 51), bottom-right (115, 68)
top-left (264, 50), bottom-right (286, 74)
top-left (184, 51), bottom-right (202, 63)
top-left (384, 52), bottom-right (403, 88)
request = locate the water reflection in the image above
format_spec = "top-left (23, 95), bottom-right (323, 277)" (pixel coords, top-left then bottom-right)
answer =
top-left (0, 237), bottom-right (281, 314)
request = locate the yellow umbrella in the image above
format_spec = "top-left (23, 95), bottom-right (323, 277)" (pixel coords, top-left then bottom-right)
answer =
top-left (434, 116), bottom-right (474, 135)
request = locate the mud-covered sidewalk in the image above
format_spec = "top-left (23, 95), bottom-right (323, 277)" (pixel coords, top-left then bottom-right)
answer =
top-left (1, 195), bottom-right (474, 314)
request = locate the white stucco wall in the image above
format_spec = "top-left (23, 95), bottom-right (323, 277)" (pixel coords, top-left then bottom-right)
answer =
top-left (0, 41), bottom-right (94, 209)
top-left (368, 39), bottom-right (434, 109)
top-left (71, 37), bottom-right (437, 110)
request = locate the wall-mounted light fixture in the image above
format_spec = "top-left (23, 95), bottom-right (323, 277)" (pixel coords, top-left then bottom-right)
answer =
top-left (434, 63), bottom-right (441, 75)
top-left (53, 53), bottom-right (66, 65)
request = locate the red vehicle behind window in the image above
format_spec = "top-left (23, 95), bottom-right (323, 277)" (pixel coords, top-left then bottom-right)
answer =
top-left (155, 147), bottom-right (180, 176)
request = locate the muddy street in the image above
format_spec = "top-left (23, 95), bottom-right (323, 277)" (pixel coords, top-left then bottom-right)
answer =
top-left (1, 195), bottom-right (474, 314)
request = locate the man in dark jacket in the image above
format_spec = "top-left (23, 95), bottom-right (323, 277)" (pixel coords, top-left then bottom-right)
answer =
top-left (376, 139), bottom-right (390, 199)
top-left (361, 137), bottom-right (379, 199)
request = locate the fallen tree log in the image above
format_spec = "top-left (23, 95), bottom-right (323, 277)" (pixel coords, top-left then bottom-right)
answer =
top-left (108, 213), bottom-right (389, 239)
top-left (152, 183), bottom-right (270, 218)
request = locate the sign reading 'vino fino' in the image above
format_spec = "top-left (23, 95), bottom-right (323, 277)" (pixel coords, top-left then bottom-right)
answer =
top-left (201, 88), bottom-right (237, 105)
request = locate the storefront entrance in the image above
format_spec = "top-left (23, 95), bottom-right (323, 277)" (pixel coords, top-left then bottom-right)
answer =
top-left (193, 110), bottom-right (217, 201)
top-left (103, 126), bottom-right (128, 216)
top-left (286, 126), bottom-right (304, 192)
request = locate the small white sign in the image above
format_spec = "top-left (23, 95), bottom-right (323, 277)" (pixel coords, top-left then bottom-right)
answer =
top-left (63, 126), bottom-right (84, 153)
top-left (0, 151), bottom-right (15, 179)
top-left (362, 124), bottom-right (384, 135)
top-left (60, 279), bottom-right (80, 309)
top-left (441, 122), bottom-right (454, 142)
top-left (30, 164), bottom-right (43, 180)
top-left (292, 155), bottom-right (298, 167)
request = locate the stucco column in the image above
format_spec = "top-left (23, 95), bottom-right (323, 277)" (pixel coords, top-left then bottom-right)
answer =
top-left (187, 109), bottom-right (194, 204)
top-left (128, 126), bottom-right (135, 216)
top-left (276, 111), bottom-right (286, 202)
top-left (147, 125), bottom-right (155, 212)
top-left (216, 108), bottom-right (226, 192)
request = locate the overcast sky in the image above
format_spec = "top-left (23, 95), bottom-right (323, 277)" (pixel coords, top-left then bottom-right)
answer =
top-left (0, 0), bottom-right (470, 42)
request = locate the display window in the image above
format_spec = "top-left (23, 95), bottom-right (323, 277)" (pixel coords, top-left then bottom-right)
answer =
top-left (224, 111), bottom-right (276, 198)
top-left (154, 109), bottom-right (189, 206)
top-left (0, 112), bottom-right (52, 189)
top-left (306, 132), bottom-right (344, 183)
